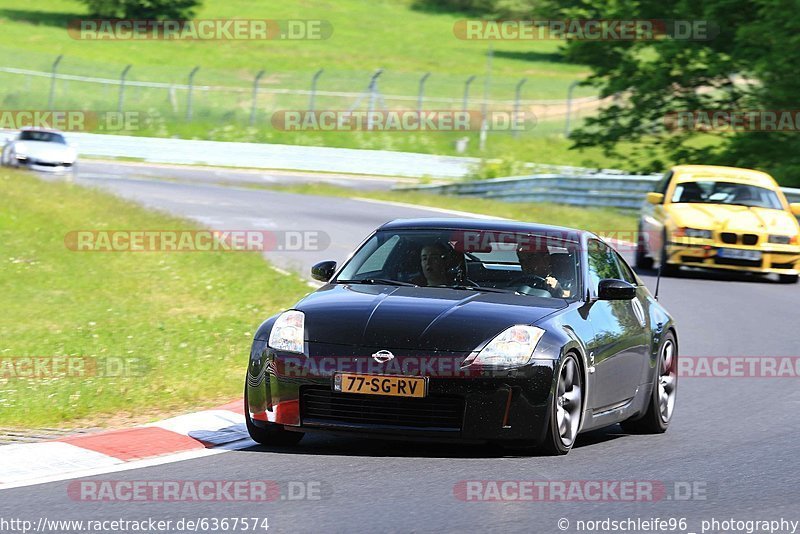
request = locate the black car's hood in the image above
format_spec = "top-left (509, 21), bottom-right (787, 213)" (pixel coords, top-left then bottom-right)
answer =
top-left (295, 284), bottom-right (567, 352)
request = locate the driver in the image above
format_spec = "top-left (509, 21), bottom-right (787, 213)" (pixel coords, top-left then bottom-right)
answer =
top-left (418, 242), bottom-right (460, 286)
top-left (514, 246), bottom-right (564, 297)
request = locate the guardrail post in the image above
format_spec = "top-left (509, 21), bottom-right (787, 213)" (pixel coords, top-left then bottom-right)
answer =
top-left (417, 72), bottom-right (430, 114)
top-left (513, 78), bottom-right (527, 138)
top-left (564, 80), bottom-right (579, 137)
top-left (186, 66), bottom-right (200, 121)
top-left (462, 75), bottom-right (476, 112)
top-left (250, 69), bottom-right (265, 127)
top-left (117, 65), bottom-right (132, 114)
top-left (309, 68), bottom-right (324, 112)
top-left (48, 55), bottom-right (63, 110)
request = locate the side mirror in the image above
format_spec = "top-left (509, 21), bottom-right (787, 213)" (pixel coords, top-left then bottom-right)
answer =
top-left (598, 279), bottom-right (637, 300)
top-left (646, 192), bottom-right (664, 205)
top-left (311, 260), bottom-right (337, 282)
top-left (790, 203), bottom-right (800, 216)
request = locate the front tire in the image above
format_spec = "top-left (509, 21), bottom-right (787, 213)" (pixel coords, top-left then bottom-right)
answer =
top-left (540, 353), bottom-right (583, 455)
top-left (244, 387), bottom-right (304, 447)
top-left (779, 274), bottom-right (799, 284)
top-left (621, 332), bottom-right (677, 434)
top-left (635, 224), bottom-right (654, 270)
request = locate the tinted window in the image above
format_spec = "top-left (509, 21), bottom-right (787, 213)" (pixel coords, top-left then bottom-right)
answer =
top-left (587, 239), bottom-right (622, 293)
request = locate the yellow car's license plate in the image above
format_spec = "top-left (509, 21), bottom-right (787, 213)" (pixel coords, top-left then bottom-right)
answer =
top-left (333, 373), bottom-right (427, 398)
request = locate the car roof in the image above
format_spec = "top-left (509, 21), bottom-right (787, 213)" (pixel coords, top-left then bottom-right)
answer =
top-left (19, 127), bottom-right (65, 134)
top-left (671, 165), bottom-right (777, 188)
top-left (377, 218), bottom-right (590, 242)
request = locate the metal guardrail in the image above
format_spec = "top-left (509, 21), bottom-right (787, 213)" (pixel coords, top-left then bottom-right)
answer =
top-left (398, 174), bottom-right (800, 209)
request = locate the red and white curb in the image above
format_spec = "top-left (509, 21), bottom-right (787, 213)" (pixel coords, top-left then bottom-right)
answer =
top-left (0, 401), bottom-right (253, 489)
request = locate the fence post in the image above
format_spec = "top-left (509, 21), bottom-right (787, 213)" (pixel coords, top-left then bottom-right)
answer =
top-left (48, 55), bottom-right (63, 110)
top-left (118, 65), bottom-right (132, 114)
top-left (564, 80), bottom-right (579, 137)
top-left (186, 66), bottom-right (200, 121)
top-left (462, 75), bottom-right (476, 112)
top-left (513, 78), bottom-right (527, 138)
top-left (367, 69), bottom-right (383, 131)
top-left (417, 72), bottom-right (430, 114)
top-left (250, 69), bottom-right (265, 127)
top-left (479, 45), bottom-right (493, 151)
top-left (309, 68), bottom-right (324, 112)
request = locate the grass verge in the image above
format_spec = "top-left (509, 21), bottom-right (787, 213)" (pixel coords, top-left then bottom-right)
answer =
top-left (0, 171), bottom-right (311, 428)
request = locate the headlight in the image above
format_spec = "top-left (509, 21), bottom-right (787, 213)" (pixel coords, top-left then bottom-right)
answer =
top-left (462, 325), bottom-right (546, 368)
top-left (268, 310), bottom-right (305, 354)
top-left (674, 227), bottom-right (712, 239)
top-left (768, 235), bottom-right (795, 245)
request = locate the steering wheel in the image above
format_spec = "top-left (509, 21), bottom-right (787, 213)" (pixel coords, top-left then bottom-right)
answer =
top-left (508, 274), bottom-right (549, 290)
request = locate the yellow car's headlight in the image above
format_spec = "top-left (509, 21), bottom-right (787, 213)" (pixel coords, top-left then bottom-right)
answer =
top-left (674, 227), bottom-right (712, 240)
top-left (768, 235), bottom-right (797, 245)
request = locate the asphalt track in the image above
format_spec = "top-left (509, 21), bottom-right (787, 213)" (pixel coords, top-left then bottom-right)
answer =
top-left (2, 162), bottom-right (799, 533)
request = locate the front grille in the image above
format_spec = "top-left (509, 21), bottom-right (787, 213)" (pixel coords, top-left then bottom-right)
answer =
top-left (715, 257), bottom-right (762, 267)
top-left (720, 232), bottom-right (738, 244)
top-left (301, 387), bottom-right (465, 430)
top-left (742, 234), bottom-right (759, 246)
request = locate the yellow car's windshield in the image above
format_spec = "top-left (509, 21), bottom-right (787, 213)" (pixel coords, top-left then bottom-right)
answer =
top-left (671, 180), bottom-right (783, 210)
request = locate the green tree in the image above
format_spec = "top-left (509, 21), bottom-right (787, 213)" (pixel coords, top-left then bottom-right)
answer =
top-left (542, 0), bottom-right (800, 185)
top-left (80, 0), bottom-right (202, 20)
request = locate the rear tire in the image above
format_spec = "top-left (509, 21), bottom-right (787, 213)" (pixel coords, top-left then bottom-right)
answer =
top-left (540, 353), bottom-right (583, 455)
top-left (621, 332), bottom-right (677, 434)
top-left (635, 224), bottom-right (654, 270)
top-left (244, 387), bottom-right (304, 447)
top-left (779, 274), bottom-right (799, 284)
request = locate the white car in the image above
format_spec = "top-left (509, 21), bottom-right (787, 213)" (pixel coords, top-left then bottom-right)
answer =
top-left (2, 128), bottom-right (78, 172)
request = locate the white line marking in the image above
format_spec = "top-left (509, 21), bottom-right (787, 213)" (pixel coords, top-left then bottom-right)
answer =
top-left (349, 197), bottom-right (508, 220)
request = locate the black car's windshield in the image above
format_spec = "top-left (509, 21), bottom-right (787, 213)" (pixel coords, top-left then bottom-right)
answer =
top-left (19, 130), bottom-right (67, 144)
top-left (334, 229), bottom-right (582, 299)
top-left (671, 180), bottom-right (783, 210)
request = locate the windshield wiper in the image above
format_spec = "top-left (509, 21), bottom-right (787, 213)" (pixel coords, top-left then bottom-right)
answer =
top-left (433, 284), bottom-right (518, 294)
top-left (337, 278), bottom-right (418, 287)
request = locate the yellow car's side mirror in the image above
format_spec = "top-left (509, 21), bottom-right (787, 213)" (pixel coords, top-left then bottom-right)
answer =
top-left (790, 203), bottom-right (800, 216)
top-left (646, 192), bottom-right (665, 205)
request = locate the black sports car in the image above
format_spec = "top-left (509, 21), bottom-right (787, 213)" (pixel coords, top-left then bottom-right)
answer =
top-left (245, 219), bottom-right (678, 454)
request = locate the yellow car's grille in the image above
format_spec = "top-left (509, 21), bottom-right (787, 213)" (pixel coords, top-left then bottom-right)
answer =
top-left (718, 232), bottom-right (760, 246)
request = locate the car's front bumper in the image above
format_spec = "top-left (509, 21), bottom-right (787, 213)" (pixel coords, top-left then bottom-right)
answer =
top-left (665, 241), bottom-right (800, 275)
top-left (15, 157), bottom-right (75, 172)
top-left (246, 343), bottom-right (556, 444)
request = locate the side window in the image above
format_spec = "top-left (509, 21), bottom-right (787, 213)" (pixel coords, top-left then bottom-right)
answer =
top-left (355, 235), bottom-right (400, 275)
top-left (587, 239), bottom-right (623, 293)
top-left (613, 251), bottom-right (637, 285)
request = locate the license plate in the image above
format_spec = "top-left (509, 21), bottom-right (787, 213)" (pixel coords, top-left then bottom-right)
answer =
top-left (333, 373), bottom-right (427, 398)
top-left (717, 248), bottom-right (762, 261)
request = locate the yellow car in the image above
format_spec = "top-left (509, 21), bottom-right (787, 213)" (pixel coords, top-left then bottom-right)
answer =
top-left (637, 165), bottom-right (800, 283)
